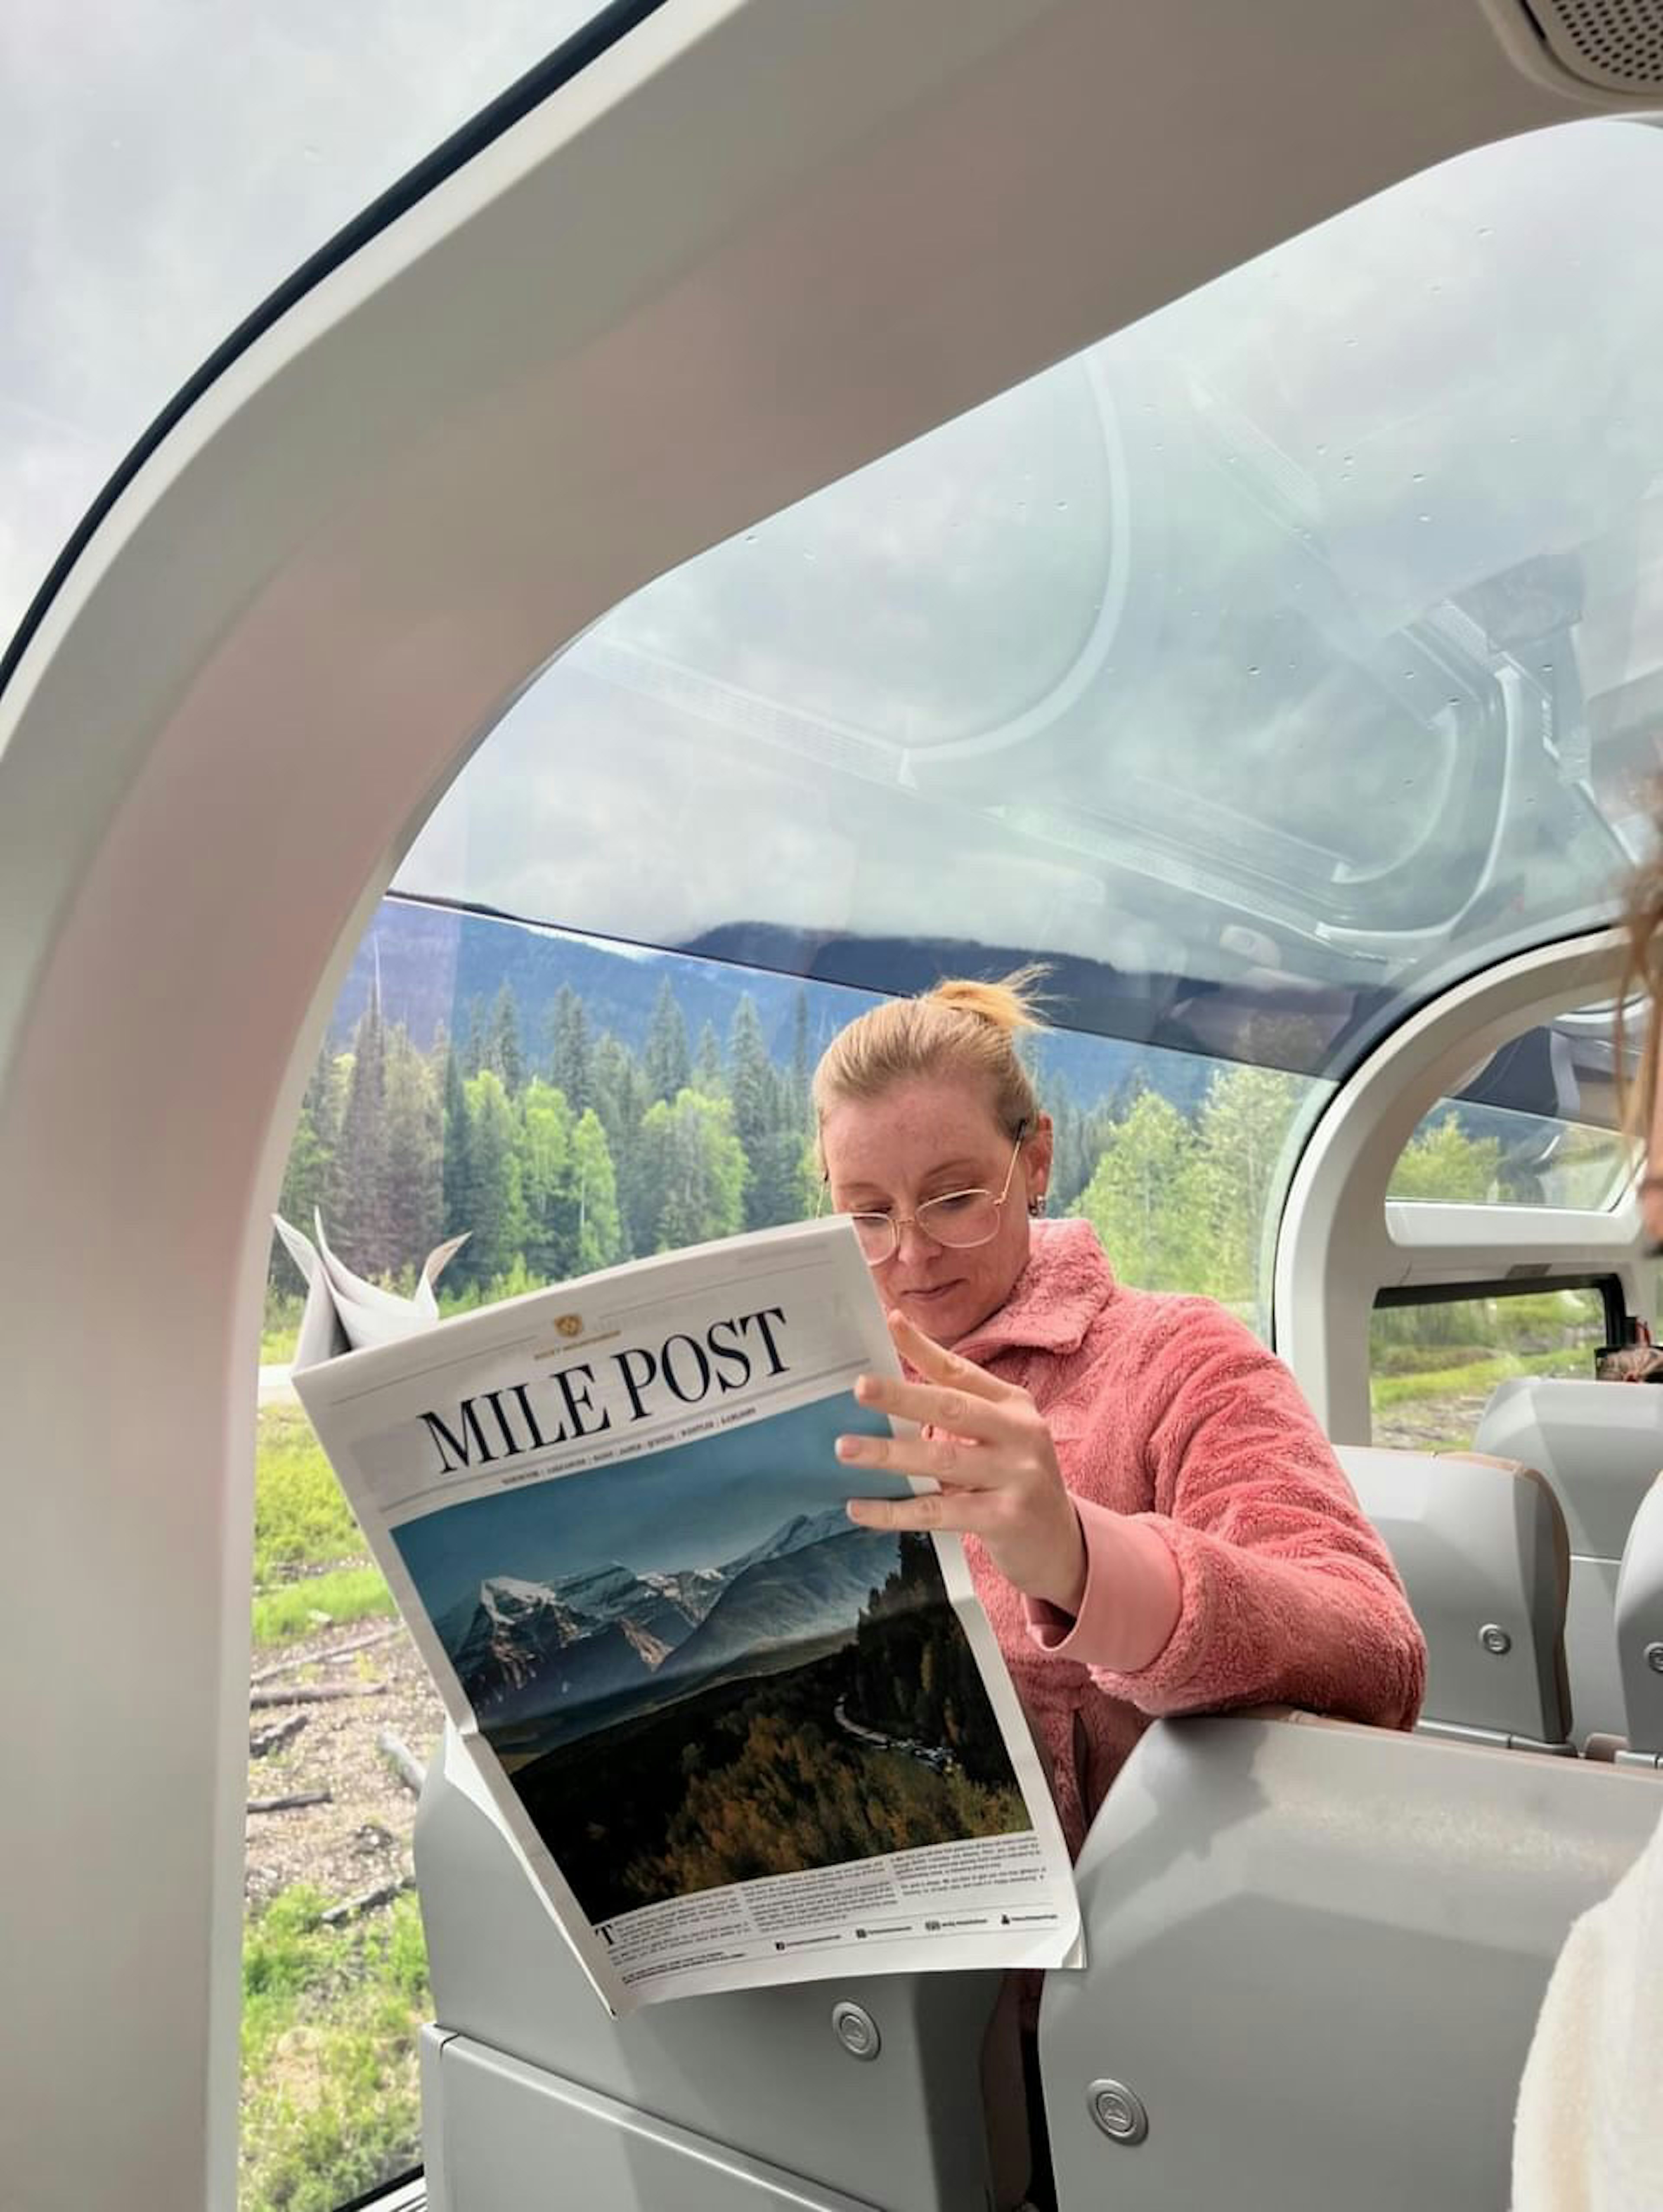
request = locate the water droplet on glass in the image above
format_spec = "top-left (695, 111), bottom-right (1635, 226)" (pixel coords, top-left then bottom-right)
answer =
top-left (1411, 472), bottom-right (1425, 483)
top-left (743, 532), bottom-right (758, 544)
top-left (1418, 514), bottom-right (1432, 524)
top-left (1246, 666), bottom-right (1260, 677)
top-left (1477, 225), bottom-right (1494, 239)
top-left (1541, 663), bottom-right (1554, 676)
top-left (1315, 443), bottom-right (1328, 456)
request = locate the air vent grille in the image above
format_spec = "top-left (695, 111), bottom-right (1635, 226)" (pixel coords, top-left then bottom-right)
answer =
top-left (1528, 0), bottom-right (1663, 90)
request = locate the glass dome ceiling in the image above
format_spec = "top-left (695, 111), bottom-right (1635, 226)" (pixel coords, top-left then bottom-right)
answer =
top-left (397, 118), bottom-right (1663, 1079)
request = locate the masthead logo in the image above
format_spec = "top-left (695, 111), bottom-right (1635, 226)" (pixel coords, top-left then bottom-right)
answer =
top-left (554, 1313), bottom-right (583, 1339)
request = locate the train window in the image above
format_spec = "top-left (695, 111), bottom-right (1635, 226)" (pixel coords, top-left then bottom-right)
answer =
top-left (1386, 1002), bottom-right (1639, 1210)
top-left (246, 893), bottom-right (1331, 2206)
top-left (1369, 1285), bottom-right (1612, 1452)
top-left (0, 1), bottom-right (612, 651)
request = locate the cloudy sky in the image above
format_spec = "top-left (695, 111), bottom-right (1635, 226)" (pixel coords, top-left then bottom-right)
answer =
top-left (0, 0), bottom-right (599, 637)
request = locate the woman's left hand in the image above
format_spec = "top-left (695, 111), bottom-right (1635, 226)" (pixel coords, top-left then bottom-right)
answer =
top-left (837, 1309), bottom-right (1087, 1615)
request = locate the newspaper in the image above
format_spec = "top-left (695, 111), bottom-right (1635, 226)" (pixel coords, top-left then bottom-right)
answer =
top-left (281, 1212), bottom-right (1083, 2015)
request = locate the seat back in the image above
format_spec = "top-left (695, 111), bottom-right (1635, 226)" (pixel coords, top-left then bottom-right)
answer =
top-left (1473, 1376), bottom-right (1663, 1740)
top-left (1040, 1712), bottom-right (1661, 2212)
top-left (414, 1726), bottom-right (1002, 2212)
top-left (1617, 1472), bottom-right (1663, 1763)
top-left (1336, 1443), bottom-right (1571, 1747)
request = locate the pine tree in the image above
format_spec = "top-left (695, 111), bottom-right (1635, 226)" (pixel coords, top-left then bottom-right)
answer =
top-left (590, 1033), bottom-right (650, 1258)
top-left (790, 986), bottom-right (811, 1123)
top-left (1194, 1066), bottom-right (1306, 1313)
top-left (329, 990), bottom-right (391, 1274)
top-left (463, 1069), bottom-right (527, 1286)
top-left (487, 981), bottom-right (525, 1095)
top-left (518, 1077), bottom-right (579, 1281)
top-left (460, 994), bottom-right (488, 1080)
top-left (643, 977), bottom-right (692, 1105)
top-left (631, 1090), bottom-right (746, 1253)
top-left (275, 1051), bottom-right (336, 1277)
top-left (1074, 1091), bottom-right (1205, 1294)
top-left (694, 1020), bottom-right (724, 1097)
top-left (571, 1109), bottom-right (624, 1274)
top-left (548, 985), bottom-right (592, 1112)
top-left (382, 1025), bottom-right (444, 1273)
top-left (441, 1047), bottom-right (472, 1247)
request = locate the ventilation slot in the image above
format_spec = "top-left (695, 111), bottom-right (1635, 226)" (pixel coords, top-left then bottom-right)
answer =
top-left (1526, 0), bottom-right (1663, 91)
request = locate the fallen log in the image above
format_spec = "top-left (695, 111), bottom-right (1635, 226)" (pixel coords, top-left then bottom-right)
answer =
top-left (249, 1714), bottom-right (308, 1760)
top-left (321, 1876), bottom-right (415, 1926)
top-left (249, 1682), bottom-right (387, 1709)
top-left (247, 1788), bottom-right (332, 1814)
top-left (378, 1730), bottom-right (427, 1798)
top-left (249, 1623), bottom-right (404, 1685)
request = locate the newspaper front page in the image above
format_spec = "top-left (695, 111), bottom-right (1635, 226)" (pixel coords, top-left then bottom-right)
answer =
top-left (288, 1216), bottom-right (1082, 2015)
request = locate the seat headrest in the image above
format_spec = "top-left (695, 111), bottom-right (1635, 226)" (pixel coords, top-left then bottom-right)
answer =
top-left (1616, 1472), bottom-right (1663, 1757)
top-left (1336, 1444), bottom-right (1571, 1747)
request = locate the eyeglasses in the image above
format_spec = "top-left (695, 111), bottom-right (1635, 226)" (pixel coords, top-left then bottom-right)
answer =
top-left (828, 1124), bottom-right (1028, 1268)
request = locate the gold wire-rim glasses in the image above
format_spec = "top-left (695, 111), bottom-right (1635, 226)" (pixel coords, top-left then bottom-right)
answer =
top-left (823, 1122), bottom-right (1028, 1267)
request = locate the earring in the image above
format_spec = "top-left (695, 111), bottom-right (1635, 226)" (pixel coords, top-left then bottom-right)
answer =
top-left (1028, 1191), bottom-right (1047, 1218)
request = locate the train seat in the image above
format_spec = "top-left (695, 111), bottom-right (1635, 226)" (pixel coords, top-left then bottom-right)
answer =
top-left (415, 1709), bottom-right (1659, 2212)
top-left (1473, 1377), bottom-right (1663, 1740)
top-left (1613, 1472), bottom-right (1663, 1766)
top-left (1041, 1712), bottom-right (1659, 2212)
top-left (1336, 1443), bottom-right (1572, 1750)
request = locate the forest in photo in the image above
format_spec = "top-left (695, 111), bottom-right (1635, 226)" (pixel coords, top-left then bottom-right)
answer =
top-left (510, 1533), bottom-right (1028, 1928)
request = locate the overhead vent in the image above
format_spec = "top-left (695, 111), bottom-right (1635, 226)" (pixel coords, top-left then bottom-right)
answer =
top-left (1522, 0), bottom-right (1663, 92)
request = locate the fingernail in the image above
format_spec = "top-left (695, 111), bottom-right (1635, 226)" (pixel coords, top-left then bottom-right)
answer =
top-left (846, 1499), bottom-right (869, 1522)
top-left (835, 1437), bottom-right (858, 1460)
top-left (853, 1376), bottom-right (874, 1403)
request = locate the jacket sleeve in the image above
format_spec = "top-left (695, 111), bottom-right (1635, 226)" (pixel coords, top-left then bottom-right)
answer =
top-left (1029, 1300), bottom-right (1426, 1729)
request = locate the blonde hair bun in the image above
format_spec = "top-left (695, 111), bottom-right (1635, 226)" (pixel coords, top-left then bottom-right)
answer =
top-left (927, 967), bottom-right (1050, 1036)
top-left (812, 965), bottom-right (1051, 1143)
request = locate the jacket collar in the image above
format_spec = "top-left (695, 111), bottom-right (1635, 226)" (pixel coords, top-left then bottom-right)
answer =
top-left (951, 1218), bottom-right (1116, 1367)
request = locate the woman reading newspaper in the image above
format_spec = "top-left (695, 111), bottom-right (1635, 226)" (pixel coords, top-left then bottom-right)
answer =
top-left (817, 971), bottom-right (1426, 2209)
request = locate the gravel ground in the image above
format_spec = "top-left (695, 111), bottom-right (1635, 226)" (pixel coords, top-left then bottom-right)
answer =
top-left (243, 1617), bottom-right (446, 1913)
top-left (1370, 1393), bottom-right (1488, 1454)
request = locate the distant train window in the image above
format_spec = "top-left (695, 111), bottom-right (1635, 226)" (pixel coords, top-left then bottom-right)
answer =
top-left (1386, 1002), bottom-right (1638, 1210)
top-left (1369, 1286), bottom-right (1611, 1453)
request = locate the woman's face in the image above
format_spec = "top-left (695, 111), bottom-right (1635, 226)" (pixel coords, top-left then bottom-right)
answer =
top-left (819, 1077), bottom-right (1052, 1346)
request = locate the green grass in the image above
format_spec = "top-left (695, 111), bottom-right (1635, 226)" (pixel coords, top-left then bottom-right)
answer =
top-left (251, 1566), bottom-right (395, 1650)
top-left (254, 1406), bottom-right (362, 1584)
top-left (1369, 1346), bottom-right (1587, 1411)
top-left (241, 1885), bottom-right (430, 2212)
top-left (260, 1291), bottom-right (304, 1368)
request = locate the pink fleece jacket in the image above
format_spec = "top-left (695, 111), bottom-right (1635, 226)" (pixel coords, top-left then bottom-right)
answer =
top-left (945, 1219), bottom-right (1426, 1856)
